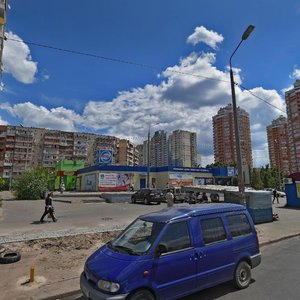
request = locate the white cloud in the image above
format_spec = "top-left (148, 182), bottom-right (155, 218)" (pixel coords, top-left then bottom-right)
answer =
top-left (0, 29), bottom-right (284, 167)
top-left (0, 117), bottom-right (8, 125)
top-left (0, 102), bottom-right (82, 131)
top-left (3, 32), bottom-right (38, 84)
top-left (290, 67), bottom-right (300, 79)
top-left (187, 26), bottom-right (224, 49)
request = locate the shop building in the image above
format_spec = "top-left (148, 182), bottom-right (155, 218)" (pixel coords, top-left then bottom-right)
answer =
top-left (76, 165), bottom-right (214, 192)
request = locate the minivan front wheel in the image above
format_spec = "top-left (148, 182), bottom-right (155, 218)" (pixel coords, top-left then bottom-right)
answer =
top-left (127, 289), bottom-right (155, 300)
top-left (234, 261), bottom-right (251, 289)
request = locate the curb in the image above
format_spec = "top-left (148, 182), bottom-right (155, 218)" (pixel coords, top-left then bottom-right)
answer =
top-left (40, 289), bottom-right (81, 300)
top-left (260, 232), bottom-right (300, 247)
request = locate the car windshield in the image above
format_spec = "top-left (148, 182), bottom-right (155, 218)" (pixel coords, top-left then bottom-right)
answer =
top-left (108, 219), bottom-right (164, 255)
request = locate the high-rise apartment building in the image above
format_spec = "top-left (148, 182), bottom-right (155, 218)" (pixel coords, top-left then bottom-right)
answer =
top-left (168, 130), bottom-right (197, 167)
top-left (286, 80), bottom-right (300, 173)
top-left (150, 130), bottom-right (168, 167)
top-left (267, 116), bottom-right (291, 175)
top-left (213, 103), bottom-right (253, 168)
top-left (135, 144), bottom-right (144, 166)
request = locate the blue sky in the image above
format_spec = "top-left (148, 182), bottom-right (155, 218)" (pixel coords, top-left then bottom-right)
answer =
top-left (1, 0), bottom-right (300, 167)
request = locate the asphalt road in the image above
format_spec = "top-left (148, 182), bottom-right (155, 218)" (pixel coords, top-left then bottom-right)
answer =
top-left (0, 199), bottom-right (166, 242)
top-left (60, 236), bottom-right (300, 300)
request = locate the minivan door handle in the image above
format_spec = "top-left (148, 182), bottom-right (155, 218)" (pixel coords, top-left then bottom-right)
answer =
top-left (198, 250), bottom-right (206, 258)
top-left (190, 253), bottom-right (199, 261)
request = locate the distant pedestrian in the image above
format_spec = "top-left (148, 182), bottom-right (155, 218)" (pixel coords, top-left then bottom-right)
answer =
top-left (272, 189), bottom-right (279, 204)
top-left (201, 192), bottom-right (208, 202)
top-left (188, 191), bottom-right (195, 204)
top-left (165, 189), bottom-right (174, 207)
top-left (40, 192), bottom-right (57, 223)
top-left (60, 181), bottom-right (65, 194)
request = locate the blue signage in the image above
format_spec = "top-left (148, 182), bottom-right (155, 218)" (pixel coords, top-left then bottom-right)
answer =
top-left (99, 149), bottom-right (113, 164)
top-left (227, 167), bottom-right (235, 176)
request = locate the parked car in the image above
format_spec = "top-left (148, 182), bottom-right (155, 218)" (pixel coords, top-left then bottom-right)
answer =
top-left (80, 203), bottom-right (261, 300)
top-left (264, 188), bottom-right (286, 197)
top-left (131, 188), bottom-right (164, 205)
top-left (276, 190), bottom-right (286, 197)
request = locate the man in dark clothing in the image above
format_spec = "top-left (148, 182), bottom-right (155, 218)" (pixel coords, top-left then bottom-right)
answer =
top-left (272, 189), bottom-right (279, 204)
top-left (40, 192), bottom-right (57, 223)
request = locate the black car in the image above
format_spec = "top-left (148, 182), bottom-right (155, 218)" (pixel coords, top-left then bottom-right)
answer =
top-left (131, 188), bottom-right (164, 205)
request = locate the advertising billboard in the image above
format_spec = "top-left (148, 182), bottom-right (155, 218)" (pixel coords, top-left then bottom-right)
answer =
top-left (168, 173), bottom-right (194, 187)
top-left (99, 173), bottom-right (133, 191)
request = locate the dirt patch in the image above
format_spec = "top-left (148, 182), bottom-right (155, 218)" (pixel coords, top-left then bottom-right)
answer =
top-left (0, 231), bottom-right (122, 300)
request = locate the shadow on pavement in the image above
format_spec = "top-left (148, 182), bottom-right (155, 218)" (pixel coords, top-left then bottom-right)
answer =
top-left (62, 279), bottom-right (256, 300)
top-left (183, 279), bottom-right (256, 299)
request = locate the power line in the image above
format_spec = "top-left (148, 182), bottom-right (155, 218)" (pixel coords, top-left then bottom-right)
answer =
top-left (6, 37), bottom-right (230, 84)
top-left (239, 84), bottom-right (287, 115)
top-left (5, 36), bottom-right (287, 114)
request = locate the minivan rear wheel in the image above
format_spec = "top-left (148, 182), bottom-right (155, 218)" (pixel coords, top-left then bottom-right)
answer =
top-left (234, 261), bottom-right (251, 289)
top-left (127, 289), bottom-right (155, 300)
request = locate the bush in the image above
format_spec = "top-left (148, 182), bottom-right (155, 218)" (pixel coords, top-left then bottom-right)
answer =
top-left (0, 178), bottom-right (9, 191)
top-left (13, 168), bottom-right (48, 200)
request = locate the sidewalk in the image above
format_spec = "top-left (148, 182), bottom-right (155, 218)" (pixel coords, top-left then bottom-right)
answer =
top-left (0, 199), bottom-right (300, 300)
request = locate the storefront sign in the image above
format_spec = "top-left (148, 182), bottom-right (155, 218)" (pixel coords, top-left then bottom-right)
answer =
top-left (99, 149), bottom-right (113, 164)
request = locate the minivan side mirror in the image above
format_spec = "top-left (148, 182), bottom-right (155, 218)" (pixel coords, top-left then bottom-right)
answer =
top-left (154, 244), bottom-right (168, 258)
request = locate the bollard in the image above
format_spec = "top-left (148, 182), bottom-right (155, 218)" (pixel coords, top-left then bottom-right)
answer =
top-left (29, 266), bottom-right (35, 283)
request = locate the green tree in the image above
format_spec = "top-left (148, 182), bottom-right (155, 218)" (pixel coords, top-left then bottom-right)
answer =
top-left (251, 169), bottom-right (264, 190)
top-left (13, 167), bottom-right (48, 200)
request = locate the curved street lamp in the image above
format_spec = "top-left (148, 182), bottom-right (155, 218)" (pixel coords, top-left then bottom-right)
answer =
top-left (229, 25), bottom-right (255, 204)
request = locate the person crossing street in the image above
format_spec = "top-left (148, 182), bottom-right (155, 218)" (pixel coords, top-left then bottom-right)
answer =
top-left (40, 192), bottom-right (57, 223)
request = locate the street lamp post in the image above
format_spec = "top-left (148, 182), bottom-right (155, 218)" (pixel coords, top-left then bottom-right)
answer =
top-left (229, 25), bottom-right (255, 204)
top-left (274, 139), bottom-right (282, 190)
top-left (147, 123), bottom-right (160, 188)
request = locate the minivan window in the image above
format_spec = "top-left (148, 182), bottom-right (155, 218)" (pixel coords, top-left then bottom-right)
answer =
top-left (200, 217), bottom-right (227, 245)
top-left (226, 214), bottom-right (252, 237)
top-left (110, 219), bottom-right (164, 255)
top-left (158, 221), bottom-right (191, 253)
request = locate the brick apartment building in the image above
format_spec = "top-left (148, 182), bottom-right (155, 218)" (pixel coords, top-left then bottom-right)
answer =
top-left (213, 103), bottom-right (253, 169)
top-left (0, 125), bottom-right (139, 179)
top-left (286, 80), bottom-right (300, 173)
top-left (267, 115), bottom-right (292, 175)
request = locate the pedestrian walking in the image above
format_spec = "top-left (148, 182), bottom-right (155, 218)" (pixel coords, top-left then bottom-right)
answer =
top-left (40, 192), bottom-right (57, 223)
top-left (165, 189), bottom-right (174, 207)
top-left (272, 189), bottom-right (279, 204)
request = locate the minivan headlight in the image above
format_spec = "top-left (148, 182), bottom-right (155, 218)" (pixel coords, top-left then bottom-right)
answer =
top-left (97, 280), bottom-right (120, 293)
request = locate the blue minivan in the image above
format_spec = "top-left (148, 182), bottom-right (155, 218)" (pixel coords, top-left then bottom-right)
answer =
top-left (80, 203), bottom-right (261, 300)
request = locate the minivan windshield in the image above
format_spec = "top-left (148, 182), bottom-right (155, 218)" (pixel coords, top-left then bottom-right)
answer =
top-left (108, 219), bottom-right (164, 255)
